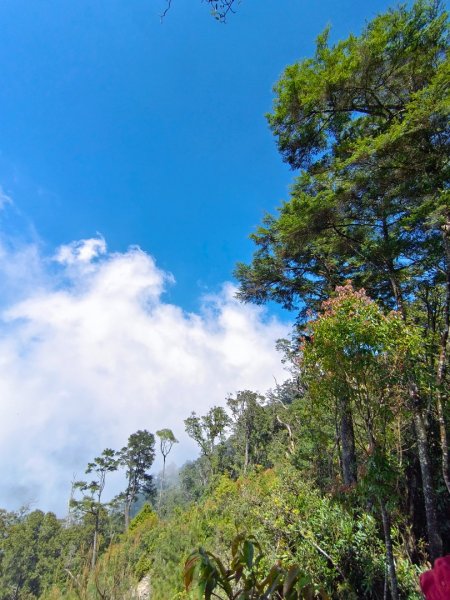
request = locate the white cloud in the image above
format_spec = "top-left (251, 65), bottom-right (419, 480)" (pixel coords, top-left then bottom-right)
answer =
top-left (0, 236), bottom-right (290, 514)
top-left (54, 236), bottom-right (107, 265)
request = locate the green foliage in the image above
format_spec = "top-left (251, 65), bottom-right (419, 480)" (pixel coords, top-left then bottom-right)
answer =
top-left (117, 430), bottom-right (156, 529)
top-left (0, 510), bottom-right (66, 600)
top-left (71, 448), bottom-right (119, 568)
top-left (185, 407), bottom-right (231, 478)
top-left (128, 504), bottom-right (157, 533)
top-left (302, 283), bottom-right (421, 406)
top-left (178, 460), bottom-right (210, 503)
top-left (268, 1), bottom-right (448, 170)
top-left (227, 391), bottom-right (271, 474)
top-left (138, 469), bottom-right (410, 597)
top-left (184, 534), bottom-right (327, 599)
top-left (236, 0), bottom-right (449, 317)
top-left (156, 429), bottom-right (179, 459)
top-left (2, 464), bottom-right (424, 600)
top-left (236, 0), bottom-right (449, 570)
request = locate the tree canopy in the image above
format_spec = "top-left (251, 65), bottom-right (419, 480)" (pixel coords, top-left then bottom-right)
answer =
top-left (236, 0), bottom-right (449, 319)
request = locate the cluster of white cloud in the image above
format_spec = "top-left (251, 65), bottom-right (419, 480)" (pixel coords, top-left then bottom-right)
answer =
top-left (0, 234), bottom-right (290, 514)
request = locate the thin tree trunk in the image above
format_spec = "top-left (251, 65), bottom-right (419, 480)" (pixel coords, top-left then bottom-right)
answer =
top-left (436, 219), bottom-right (450, 495)
top-left (158, 456), bottom-right (167, 510)
top-left (412, 398), bottom-right (443, 560)
top-left (380, 500), bottom-right (399, 600)
top-left (339, 396), bottom-right (357, 485)
top-left (91, 527), bottom-right (98, 570)
top-left (388, 272), bottom-right (406, 319)
top-left (436, 391), bottom-right (450, 495)
top-left (382, 214), bottom-right (406, 319)
top-left (276, 414), bottom-right (295, 454)
top-left (124, 500), bottom-right (131, 530)
top-left (243, 437), bottom-right (249, 475)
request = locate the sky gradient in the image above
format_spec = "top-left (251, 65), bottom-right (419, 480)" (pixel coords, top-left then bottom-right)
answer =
top-left (0, 0), bottom-right (395, 309)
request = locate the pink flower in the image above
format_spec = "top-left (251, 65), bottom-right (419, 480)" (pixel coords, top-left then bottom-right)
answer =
top-left (420, 556), bottom-right (450, 599)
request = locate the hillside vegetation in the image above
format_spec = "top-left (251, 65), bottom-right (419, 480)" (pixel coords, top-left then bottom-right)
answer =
top-left (1, 1), bottom-right (449, 598)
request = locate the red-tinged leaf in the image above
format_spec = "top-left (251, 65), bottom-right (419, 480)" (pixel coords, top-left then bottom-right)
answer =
top-left (260, 564), bottom-right (282, 588)
top-left (302, 584), bottom-right (315, 600)
top-left (184, 552), bottom-right (200, 590)
top-left (231, 533), bottom-right (246, 557)
top-left (262, 571), bottom-right (284, 599)
top-left (283, 565), bottom-right (301, 595)
top-left (234, 565), bottom-right (244, 583)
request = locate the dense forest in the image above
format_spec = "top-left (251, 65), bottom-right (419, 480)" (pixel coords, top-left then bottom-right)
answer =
top-left (1, 1), bottom-right (449, 598)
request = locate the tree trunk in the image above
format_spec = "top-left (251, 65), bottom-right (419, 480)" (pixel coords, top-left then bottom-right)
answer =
top-left (124, 500), bottom-right (131, 530)
top-left (158, 457), bottom-right (166, 511)
top-left (436, 218), bottom-right (450, 495)
top-left (243, 437), bottom-right (249, 475)
top-left (388, 271), bottom-right (406, 319)
top-left (339, 396), bottom-right (357, 485)
top-left (382, 214), bottom-right (406, 320)
top-left (380, 500), bottom-right (399, 600)
top-left (436, 391), bottom-right (450, 495)
top-left (91, 526), bottom-right (98, 570)
top-left (413, 403), bottom-right (443, 560)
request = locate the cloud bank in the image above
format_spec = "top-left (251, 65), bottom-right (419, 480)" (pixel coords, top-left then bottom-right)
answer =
top-left (0, 236), bottom-right (290, 514)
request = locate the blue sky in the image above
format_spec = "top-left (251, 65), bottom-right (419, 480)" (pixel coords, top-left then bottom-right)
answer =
top-left (0, 0), bottom-right (399, 512)
top-left (0, 0), bottom-right (394, 312)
